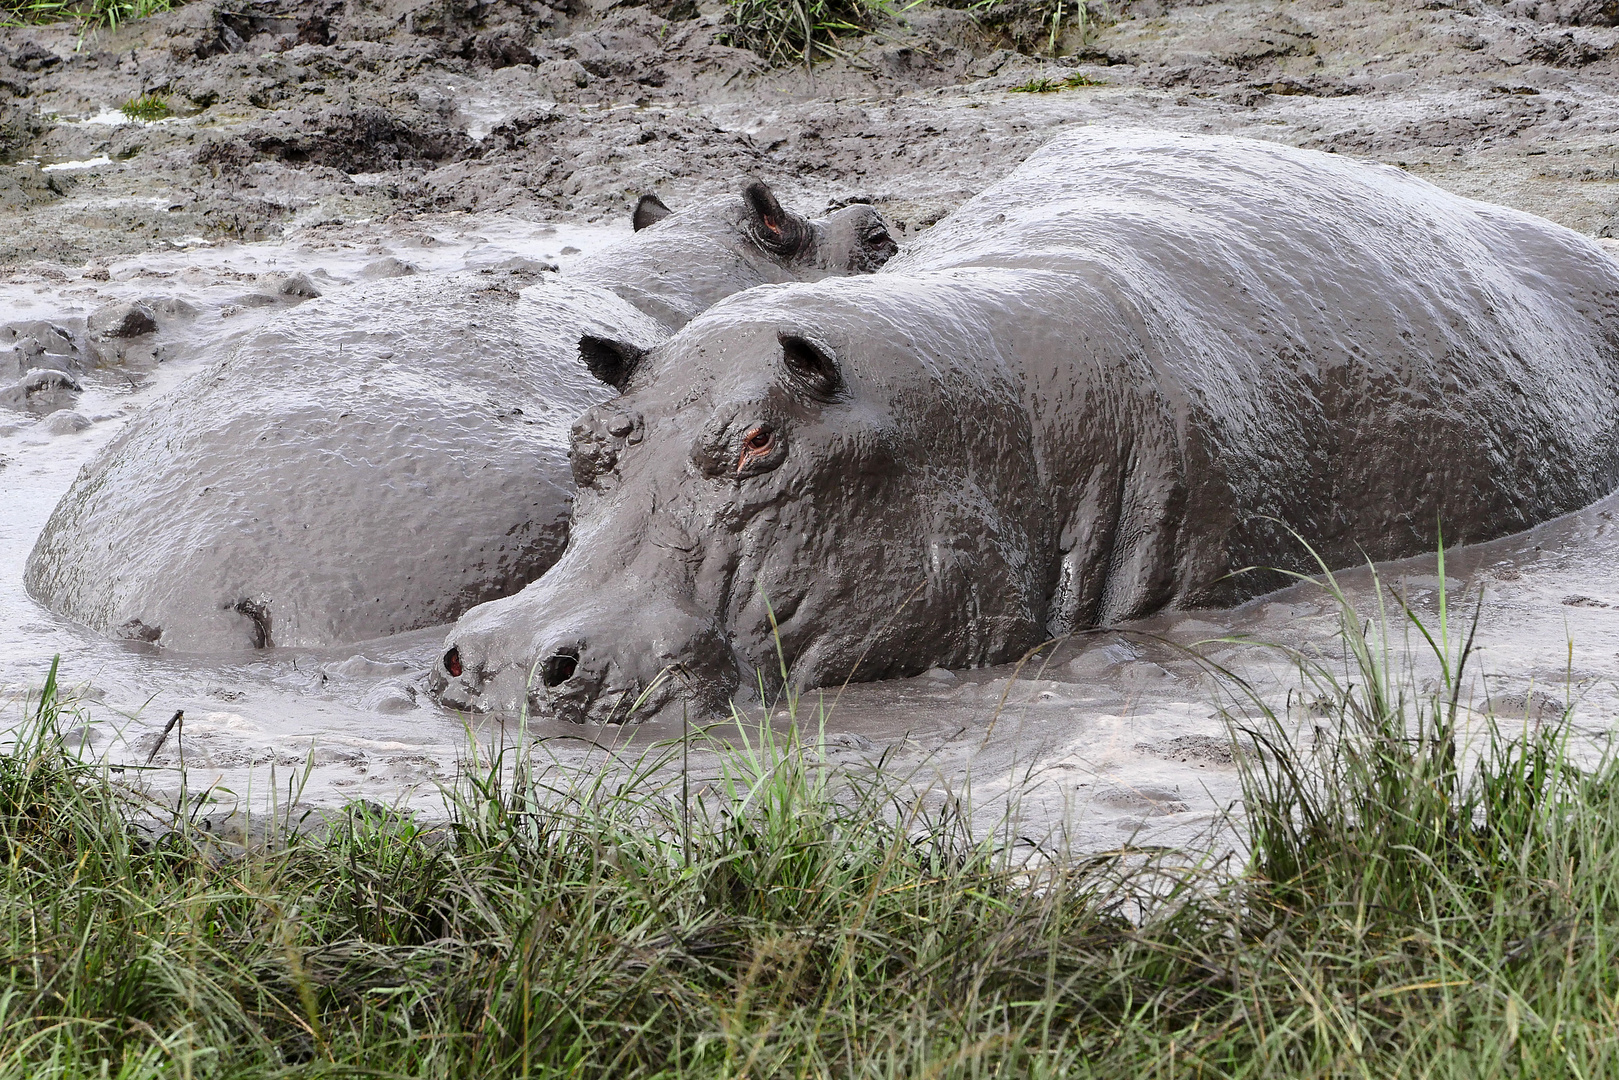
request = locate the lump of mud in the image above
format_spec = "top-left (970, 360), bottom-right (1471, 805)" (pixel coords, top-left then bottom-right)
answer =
top-left (326, 655), bottom-right (413, 678)
top-left (1134, 735), bottom-right (1242, 765)
top-left (1505, 0), bottom-right (1618, 25)
top-left (86, 301), bottom-right (158, 341)
top-left (361, 680), bottom-right (419, 714)
top-left (1, 321), bottom-right (81, 372)
top-left (198, 106), bottom-right (474, 174)
top-left (358, 257), bottom-right (416, 280)
top-left (1089, 783), bottom-right (1190, 816)
top-left (6, 41), bottom-right (60, 72)
top-left (19, 368), bottom-right (81, 393)
top-left (1483, 690), bottom-right (1567, 720)
top-left (1066, 640), bottom-right (1138, 678)
top-left (256, 271), bottom-right (322, 299)
top-left (0, 164), bottom-right (71, 210)
top-left (41, 410), bottom-right (89, 435)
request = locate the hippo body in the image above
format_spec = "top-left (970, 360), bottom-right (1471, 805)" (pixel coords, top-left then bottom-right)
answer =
top-left (434, 128), bottom-right (1619, 722)
top-left (24, 188), bottom-right (897, 652)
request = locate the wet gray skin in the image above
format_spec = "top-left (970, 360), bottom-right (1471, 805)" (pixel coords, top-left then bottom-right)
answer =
top-left (578, 184), bottom-right (899, 329)
top-left (432, 127), bottom-right (1619, 723)
top-left (23, 184), bottom-right (899, 652)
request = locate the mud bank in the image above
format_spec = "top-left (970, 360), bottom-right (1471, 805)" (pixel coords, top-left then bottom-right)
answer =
top-left (4, 0), bottom-right (1619, 846)
top-left (1, 0), bottom-right (1618, 265)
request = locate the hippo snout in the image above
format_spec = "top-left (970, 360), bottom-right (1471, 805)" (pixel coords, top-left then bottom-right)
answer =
top-left (529, 605), bottom-right (738, 724)
top-left (431, 578), bottom-right (741, 724)
top-left (428, 591), bottom-right (546, 713)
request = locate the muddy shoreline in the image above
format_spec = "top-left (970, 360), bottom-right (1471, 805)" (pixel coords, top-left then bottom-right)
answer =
top-left (2, 0), bottom-right (1618, 266)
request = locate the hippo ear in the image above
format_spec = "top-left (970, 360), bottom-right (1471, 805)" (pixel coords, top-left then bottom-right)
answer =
top-left (633, 194), bottom-right (672, 232)
top-left (779, 334), bottom-right (843, 400)
top-left (579, 335), bottom-right (647, 392)
top-left (744, 180), bottom-right (811, 258)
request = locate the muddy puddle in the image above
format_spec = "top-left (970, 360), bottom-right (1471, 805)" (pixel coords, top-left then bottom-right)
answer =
top-left (4, 220), bottom-right (1619, 855)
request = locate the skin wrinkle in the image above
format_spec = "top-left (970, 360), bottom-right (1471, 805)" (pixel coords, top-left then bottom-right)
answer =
top-left (434, 128), bottom-right (1619, 723)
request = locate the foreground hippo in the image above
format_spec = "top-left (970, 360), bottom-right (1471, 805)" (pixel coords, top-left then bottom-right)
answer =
top-left (24, 185), bottom-right (897, 652)
top-left (433, 127), bottom-right (1619, 722)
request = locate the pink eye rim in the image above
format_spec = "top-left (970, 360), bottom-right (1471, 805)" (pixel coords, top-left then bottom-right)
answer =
top-left (736, 424), bottom-right (777, 473)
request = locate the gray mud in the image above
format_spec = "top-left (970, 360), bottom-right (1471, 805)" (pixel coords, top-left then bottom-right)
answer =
top-left (4, 0), bottom-right (1619, 846)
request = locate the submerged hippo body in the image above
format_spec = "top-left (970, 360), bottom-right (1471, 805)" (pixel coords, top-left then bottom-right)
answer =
top-left (434, 127), bottom-right (1619, 722)
top-left (24, 186), bottom-right (897, 652)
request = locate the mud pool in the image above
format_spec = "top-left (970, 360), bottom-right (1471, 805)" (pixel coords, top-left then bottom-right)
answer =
top-left (4, 216), bottom-right (1619, 853)
top-left (5, 0), bottom-right (1619, 851)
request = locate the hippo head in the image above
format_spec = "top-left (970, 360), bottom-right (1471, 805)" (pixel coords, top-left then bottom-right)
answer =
top-left (431, 277), bottom-right (1050, 722)
top-left (573, 181), bottom-right (900, 329)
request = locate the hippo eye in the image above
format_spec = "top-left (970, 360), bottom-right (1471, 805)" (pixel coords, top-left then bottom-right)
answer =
top-left (443, 647), bottom-right (462, 678)
top-left (779, 334), bottom-right (842, 400)
top-left (737, 424), bottom-right (776, 472)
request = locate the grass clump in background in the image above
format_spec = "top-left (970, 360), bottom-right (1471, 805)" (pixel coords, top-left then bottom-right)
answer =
top-left (119, 93), bottom-right (170, 120)
top-left (719, 0), bottom-right (1107, 67)
top-left (722, 0), bottom-right (896, 67)
top-left (966, 0), bottom-right (1103, 56)
top-left (1010, 70), bottom-right (1105, 92)
top-left (6, 546), bottom-right (1619, 1077)
top-left (2, 0), bottom-right (175, 29)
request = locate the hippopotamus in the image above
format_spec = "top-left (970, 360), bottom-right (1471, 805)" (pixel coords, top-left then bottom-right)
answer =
top-left (24, 184), bottom-right (898, 652)
top-left (431, 127), bottom-right (1619, 723)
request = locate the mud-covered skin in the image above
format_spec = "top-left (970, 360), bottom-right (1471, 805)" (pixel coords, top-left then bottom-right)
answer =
top-left (24, 274), bottom-right (657, 652)
top-left (25, 187), bottom-right (899, 652)
top-left (433, 128), bottom-right (1619, 722)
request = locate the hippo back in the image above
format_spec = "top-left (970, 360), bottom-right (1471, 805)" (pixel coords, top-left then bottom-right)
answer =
top-left (887, 127), bottom-right (1619, 601)
top-left (25, 273), bottom-right (661, 651)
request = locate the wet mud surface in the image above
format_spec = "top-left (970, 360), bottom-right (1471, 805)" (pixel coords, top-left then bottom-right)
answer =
top-left (4, 0), bottom-right (1619, 847)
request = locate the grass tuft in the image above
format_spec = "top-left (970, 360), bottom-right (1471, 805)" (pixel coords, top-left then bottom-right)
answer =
top-left (1010, 70), bottom-right (1104, 91)
top-left (1010, 74), bottom-right (1061, 92)
top-left (2, 0), bottom-right (177, 29)
top-left (721, 0), bottom-right (895, 68)
top-left (119, 94), bottom-right (170, 121)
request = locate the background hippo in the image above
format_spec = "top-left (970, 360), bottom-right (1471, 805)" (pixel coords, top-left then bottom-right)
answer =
top-left (432, 127), bottom-right (1619, 723)
top-left (23, 185), bottom-right (898, 652)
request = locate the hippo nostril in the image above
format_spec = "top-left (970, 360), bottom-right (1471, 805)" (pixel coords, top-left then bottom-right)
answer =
top-left (443, 647), bottom-right (462, 678)
top-left (541, 651), bottom-right (579, 688)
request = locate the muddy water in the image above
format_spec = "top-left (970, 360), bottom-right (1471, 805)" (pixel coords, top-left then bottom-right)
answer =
top-left (4, 220), bottom-right (1618, 850)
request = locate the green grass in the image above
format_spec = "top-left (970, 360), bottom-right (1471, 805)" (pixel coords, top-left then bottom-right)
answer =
top-left (119, 94), bottom-right (170, 121)
top-left (721, 0), bottom-right (896, 67)
top-left (968, 0), bottom-right (1099, 56)
top-left (2, 0), bottom-right (175, 29)
top-left (5, 548), bottom-right (1619, 1077)
top-left (1009, 71), bottom-right (1104, 92)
